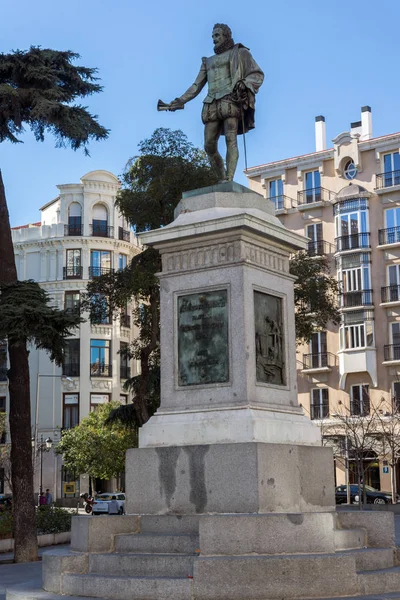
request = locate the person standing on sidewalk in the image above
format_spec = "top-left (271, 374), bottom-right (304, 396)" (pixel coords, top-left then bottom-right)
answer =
top-left (45, 489), bottom-right (53, 505)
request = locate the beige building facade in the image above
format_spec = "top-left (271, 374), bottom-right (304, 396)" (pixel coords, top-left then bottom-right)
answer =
top-left (246, 107), bottom-right (400, 492)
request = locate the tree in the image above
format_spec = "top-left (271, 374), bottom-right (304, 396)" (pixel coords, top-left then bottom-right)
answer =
top-left (289, 252), bottom-right (340, 344)
top-left (0, 47), bottom-right (108, 562)
top-left (86, 128), bottom-right (219, 428)
top-left (56, 402), bottom-right (137, 491)
top-left (374, 398), bottom-right (400, 504)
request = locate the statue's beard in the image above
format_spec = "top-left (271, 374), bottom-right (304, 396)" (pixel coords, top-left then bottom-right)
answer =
top-left (214, 38), bottom-right (235, 54)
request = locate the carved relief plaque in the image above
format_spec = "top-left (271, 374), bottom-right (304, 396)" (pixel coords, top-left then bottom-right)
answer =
top-left (254, 291), bottom-right (286, 386)
top-left (177, 289), bottom-right (229, 386)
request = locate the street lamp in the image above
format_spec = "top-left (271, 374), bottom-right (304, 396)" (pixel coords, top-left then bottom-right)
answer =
top-left (38, 435), bottom-right (53, 496)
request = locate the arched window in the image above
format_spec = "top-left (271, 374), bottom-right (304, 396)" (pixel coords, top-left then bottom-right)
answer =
top-left (67, 202), bottom-right (82, 236)
top-left (92, 204), bottom-right (109, 237)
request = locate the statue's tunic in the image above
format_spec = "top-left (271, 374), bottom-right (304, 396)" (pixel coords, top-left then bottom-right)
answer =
top-left (178, 43), bottom-right (264, 135)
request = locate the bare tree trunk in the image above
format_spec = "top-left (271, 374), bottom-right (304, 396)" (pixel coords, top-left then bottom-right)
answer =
top-left (0, 171), bottom-right (38, 562)
top-left (392, 451), bottom-right (397, 505)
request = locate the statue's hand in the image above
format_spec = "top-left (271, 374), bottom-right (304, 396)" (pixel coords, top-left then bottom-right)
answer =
top-left (235, 81), bottom-right (246, 93)
top-left (169, 98), bottom-right (185, 112)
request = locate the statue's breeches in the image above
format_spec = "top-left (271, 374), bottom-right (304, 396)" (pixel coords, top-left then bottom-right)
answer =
top-left (201, 98), bottom-right (241, 124)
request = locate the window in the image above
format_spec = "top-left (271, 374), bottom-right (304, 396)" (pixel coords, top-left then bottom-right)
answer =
top-left (340, 265), bottom-right (371, 307)
top-left (120, 394), bottom-right (128, 405)
top-left (304, 170), bottom-right (321, 203)
top-left (0, 341), bottom-right (6, 381)
top-left (383, 152), bottom-right (400, 187)
top-left (63, 394), bottom-right (79, 429)
top-left (306, 223), bottom-right (323, 255)
top-left (90, 393), bottom-right (110, 411)
top-left (350, 384), bottom-right (370, 416)
top-left (0, 397), bottom-right (6, 443)
top-left (118, 254), bottom-right (127, 271)
top-left (67, 202), bottom-right (82, 236)
top-left (268, 179), bottom-right (284, 209)
top-left (309, 332), bottom-right (327, 368)
top-left (383, 208), bottom-right (400, 244)
top-left (63, 340), bottom-right (80, 376)
top-left (90, 339), bottom-right (111, 377)
top-left (389, 323), bottom-right (400, 360)
top-left (386, 265), bottom-right (400, 302)
top-left (120, 342), bottom-right (130, 379)
top-left (335, 198), bottom-right (369, 251)
top-left (310, 388), bottom-right (329, 419)
top-left (65, 291), bottom-right (80, 314)
top-left (337, 253), bottom-right (371, 270)
top-left (393, 382), bottom-right (400, 410)
top-left (90, 250), bottom-right (112, 277)
top-left (344, 160), bottom-right (357, 180)
top-left (65, 249), bottom-right (82, 279)
top-left (91, 294), bottom-right (110, 325)
top-left (340, 311), bottom-right (374, 350)
top-left (92, 204), bottom-right (109, 237)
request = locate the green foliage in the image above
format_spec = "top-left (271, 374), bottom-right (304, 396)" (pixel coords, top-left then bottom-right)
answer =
top-left (0, 47), bottom-right (109, 153)
top-left (87, 129), bottom-right (218, 426)
top-left (0, 280), bottom-right (82, 365)
top-left (36, 506), bottom-right (71, 534)
top-left (0, 510), bottom-right (12, 537)
top-left (289, 252), bottom-right (340, 344)
top-left (56, 402), bottom-right (137, 480)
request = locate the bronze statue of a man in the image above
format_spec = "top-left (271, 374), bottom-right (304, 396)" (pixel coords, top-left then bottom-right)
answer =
top-left (158, 24), bottom-right (264, 182)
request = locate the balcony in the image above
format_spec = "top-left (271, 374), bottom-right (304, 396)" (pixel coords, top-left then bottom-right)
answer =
top-left (376, 170), bottom-right (400, 191)
top-left (384, 345), bottom-right (400, 362)
top-left (64, 224), bottom-right (83, 236)
top-left (0, 367), bottom-right (7, 382)
top-left (90, 223), bottom-right (114, 238)
top-left (118, 227), bottom-right (130, 242)
top-left (297, 187), bottom-right (336, 208)
top-left (62, 363), bottom-right (80, 377)
top-left (310, 404), bottom-right (329, 420)
top-left (307, 240), bottom-right (334, 257)
top-left (381, 285), bottom-right (400, 303)
top-left (120, 366), bottom-right (131, 380)
top-left (302, 352), bottom-right (337, 371)
top-left (121, 314), bottom-right (131, 328)
top-left (269, 195), bottom-right (294, 213)
top-left (88, 267), bottom-right (114, 279)
top-left (335, 232), bottom-right (370, 253)
top-left (378, 226), bottom-right (400, 246)
top-left (340, 290), bottom-right (373, 309)
top-left (90, 363), bottom-right (112, 377)
top-left (63, 266), bottom-right (83, 280)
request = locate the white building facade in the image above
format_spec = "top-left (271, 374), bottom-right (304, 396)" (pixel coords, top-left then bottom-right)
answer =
top-left (0, 170), bottom-right (141, 502)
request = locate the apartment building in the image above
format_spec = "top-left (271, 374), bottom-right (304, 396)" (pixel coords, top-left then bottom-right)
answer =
top-left (0, 170), bottom-right (141, 500)
top-left (246, 107), bottom-right (400, 491)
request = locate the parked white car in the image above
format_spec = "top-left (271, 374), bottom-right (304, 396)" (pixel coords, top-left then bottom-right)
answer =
top-left (92, 492), bottom-right (126, 515)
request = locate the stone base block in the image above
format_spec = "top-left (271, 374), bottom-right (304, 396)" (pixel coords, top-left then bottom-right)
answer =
top-left (337, 511), bottom-right (395, 548)
top-left (70, 515), bottom-right (139, 553)
top-left (126, 442), bottom-right (335, 515)
top-left (43, 548), bottom-right (88, 594)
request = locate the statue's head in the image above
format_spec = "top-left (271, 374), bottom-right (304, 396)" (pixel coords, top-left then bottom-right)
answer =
top-left (212, 23), bottom-right (233, 50)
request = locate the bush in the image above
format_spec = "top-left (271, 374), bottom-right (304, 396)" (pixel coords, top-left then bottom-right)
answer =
top-left (35, 506), bottom-right (72, 534)
top-left (0, 510), bottom-right (13, 538)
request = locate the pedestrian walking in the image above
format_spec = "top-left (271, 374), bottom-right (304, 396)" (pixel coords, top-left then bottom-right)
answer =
top-left (45, 488), bottom-right (53, 505)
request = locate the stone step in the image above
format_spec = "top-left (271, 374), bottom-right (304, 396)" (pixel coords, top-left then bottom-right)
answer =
top-left (139, 515), bottom-right (199, 535)
top-left (115, 532), bottom-right (199, 554)
top-left (89, 552), bottom-right (194, 577)
top-left (61, 573), bottom-right (192, 600)
top-left (334, 527), bottom-right (366, 550)
top-left (298, 594), bottom-right (400, 600)
top-left (358, 566), bottom-right (400, 595)
top-left (338, 548), bottom-right (394, 571)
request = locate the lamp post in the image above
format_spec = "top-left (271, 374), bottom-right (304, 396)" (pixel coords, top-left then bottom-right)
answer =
top-left (38, 435), bottom-right (53, 496)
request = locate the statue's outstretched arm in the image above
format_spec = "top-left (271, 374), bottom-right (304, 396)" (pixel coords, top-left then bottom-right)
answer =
top-left (169, 59), bottom-right (207, 110)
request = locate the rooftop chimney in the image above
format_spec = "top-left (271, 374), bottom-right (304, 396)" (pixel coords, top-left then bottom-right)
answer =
top-left (315, 115), bottom-right (326, 151)
top-left (350, 120), bottom-right (362, 137)
top-left (360, 106), bottom-right (372, 141)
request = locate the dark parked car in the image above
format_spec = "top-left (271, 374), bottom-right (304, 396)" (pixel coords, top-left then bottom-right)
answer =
top-left (335, 484), bottom-right (393, 505)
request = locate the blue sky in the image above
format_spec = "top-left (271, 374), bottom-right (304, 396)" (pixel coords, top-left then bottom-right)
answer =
top-left (2, 0), bottom-right (400, 227)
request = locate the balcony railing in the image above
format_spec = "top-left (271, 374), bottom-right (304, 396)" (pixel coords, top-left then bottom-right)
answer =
top-left (120, 366), bottom-right (131, 380)
top-left (269, 195), bottom-right (294, 211)
top-left (90, 363), bottom-right (112, 377)
top-left (302, 352), bottom-right (337, 370)
top-left (0, 367), bottom-right (7, 381)
top-left (63, 266), bottom-right (83, 280)
top-left (121, 314), bottom-right (131, 328)
top-left (88, 267), bottom-right (114, 278)
top-left (297, 187), bottom-right (335, 206)
top-left (350, 400), bottom-right (370, 417)
top-left (307, 240), bottom-right (334, 257)
top-left (64, 224), bottom-right (83, 236)
top-left (90, 223), bottom-right (114, 238)
top-left (378, 226), bottom-right (400, 246)
top-left (340, 289), bottom-right (373, 308)
top-left (310, 404), bottom-right (329, 420)
top-left (376, 170), bottom-right (400, 190)
top-left (118, 227), bottom-right (130, 242)
top-left (381, 285), bottom-right (400, 303)
top-left (335, 232), bottom-right (370, 252)
top-left (62, 363), bottom-right (80, 377)
top-left (384, 345), bottom-right (400, 361)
